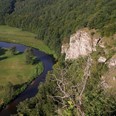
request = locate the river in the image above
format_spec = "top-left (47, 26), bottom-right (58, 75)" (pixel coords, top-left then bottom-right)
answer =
top-left (0, 42), bottom-right (55, 116)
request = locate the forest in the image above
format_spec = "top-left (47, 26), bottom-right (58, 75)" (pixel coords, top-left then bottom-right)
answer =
top-left (0, 0), bottom-right (116, 115)
top-left (0, 0), bottom-right (116, 54)
top-left (16, 55), bottom-right (116, 116)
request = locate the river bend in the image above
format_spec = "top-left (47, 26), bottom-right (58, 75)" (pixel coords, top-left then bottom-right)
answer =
top-left (0, 42), bottom-right (54, 116)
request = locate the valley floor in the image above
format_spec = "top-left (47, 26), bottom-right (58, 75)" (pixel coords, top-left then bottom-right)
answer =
top-left (0, 25), bottom-right (55, 56)
top-left (0, 48), bottom-right (43, 106)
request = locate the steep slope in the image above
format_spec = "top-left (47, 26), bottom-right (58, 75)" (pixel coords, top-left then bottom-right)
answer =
top-left (61, 29), bottom-right (98, 59)
top-left (0, 0), bottom-right (116, 115)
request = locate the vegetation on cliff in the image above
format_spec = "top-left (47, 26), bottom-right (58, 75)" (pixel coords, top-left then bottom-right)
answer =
top-left (0, 0), bottom-right (116, 115)
top-left (17, 55), bottom-right (116, 116)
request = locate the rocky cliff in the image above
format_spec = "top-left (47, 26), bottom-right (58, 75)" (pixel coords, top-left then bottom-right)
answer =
top-left (61, 30), bottom-right (100, 60)
top-left (61, 29), bottom-right (116, 92)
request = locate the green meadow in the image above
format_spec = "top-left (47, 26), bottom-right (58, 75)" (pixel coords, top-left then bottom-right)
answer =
top-left (0, 48), bottom-right (43, 105)
top-left (0, 50), bottom-right (37, 85)
top-left (0, 25), bottom-right (55, 55)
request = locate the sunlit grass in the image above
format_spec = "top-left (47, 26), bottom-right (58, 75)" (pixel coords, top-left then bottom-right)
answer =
top-left (0, 25), bottom-right (55, 56)
top-left (0, 49), bottom-right (39, 101)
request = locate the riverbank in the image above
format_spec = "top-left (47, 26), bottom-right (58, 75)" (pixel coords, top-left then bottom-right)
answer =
top-left (0, 42), bottom-right (54, 116)
top-left (0, 47), bottom-right (44, 110)
top-left (0, 25), bottom-right (57, 58)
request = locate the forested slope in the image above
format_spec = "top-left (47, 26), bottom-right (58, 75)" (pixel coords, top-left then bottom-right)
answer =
top-left (0, 0), bottom-right (116, 115)
top-left (0, 0), bottom-right (116, 53)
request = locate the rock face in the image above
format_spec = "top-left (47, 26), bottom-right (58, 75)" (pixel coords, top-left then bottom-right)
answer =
top-left (108, 55), bottom-right (116, 68)
top-left (61, 43), bottom-right (69, 54)
top-left (98, 56), bottom-right (107, 63)
top-left (61, 30), bottom-right (99, 60)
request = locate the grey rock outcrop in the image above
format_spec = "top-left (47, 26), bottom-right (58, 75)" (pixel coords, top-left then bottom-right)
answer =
top-left (98, 57), bottom-right (107, 63)
top-left (61, 30), bottom-right (100, 60)
top-left (108, 55), bottom-right (116, 68)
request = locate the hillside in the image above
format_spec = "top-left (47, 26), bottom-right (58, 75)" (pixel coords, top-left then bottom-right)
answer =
top-left (0, 0), bottom-right (116, 115)
top-left (0, 0), bottom-right (116, 54)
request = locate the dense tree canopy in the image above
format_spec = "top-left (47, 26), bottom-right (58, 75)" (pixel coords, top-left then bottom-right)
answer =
top-left (0, 0), bottom-right (116, 115)
top-left (17, 57), bottom-right (116, 116)
top-left (0, 0), bottom-right (16, 24)
top-left (0, 0), bottom-right (116, 54)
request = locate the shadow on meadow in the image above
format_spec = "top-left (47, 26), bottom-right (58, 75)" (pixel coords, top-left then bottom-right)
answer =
top-left (0, 48), bottom-right (8, 61)
top-left (0, 48), bottom-right (7, 56)
top-left (0, 56), bottom-right (8, 61)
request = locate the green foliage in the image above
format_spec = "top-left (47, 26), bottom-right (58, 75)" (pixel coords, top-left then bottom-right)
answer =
top-left (0, 48), bottom-right (44, 110)
top-left (24, 48), bottom-right (35, 64)
top-left (17, 57), bottom-right (116, 115)
top-left (4, 82), bottom-right (14, 100)
top-left (17, 75), bottom-right (57, 116)
top-left (0, 0), bottom-right (16, 24)
top-left (0, 0), bottom-right (116, 54)
top-left (0, 25), bottom-right (54, 56)
top-left (9, 46), bottom-right (16, 55)
top-left (30, 62), bottom-right (44, 80)
top-left (0, 0), bottom-right (116, 115)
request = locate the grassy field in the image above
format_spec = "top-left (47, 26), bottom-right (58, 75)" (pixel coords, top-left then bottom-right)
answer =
top-left (0, 25), bottom-right (56, 56)
top-left (0, 48), bottom-right (42, 104)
